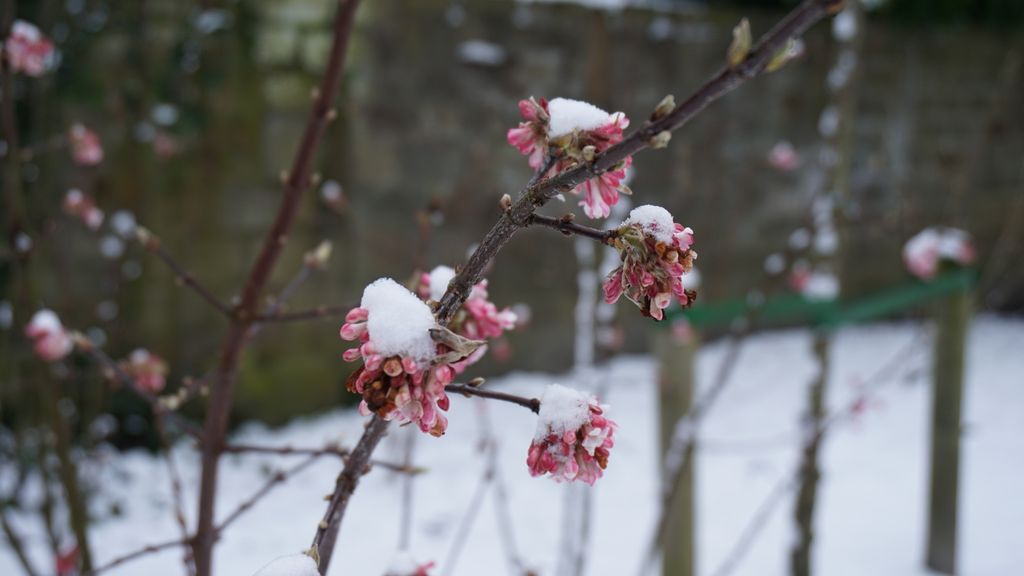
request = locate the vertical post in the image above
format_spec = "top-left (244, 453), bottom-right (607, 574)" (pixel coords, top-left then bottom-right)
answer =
top-left (655, 328), bottom-right (697, 576)
top-left (925, 287), bottom-right (971, 574)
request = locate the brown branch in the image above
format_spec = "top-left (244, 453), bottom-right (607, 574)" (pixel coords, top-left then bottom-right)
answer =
top-left (192, 1), bottom-right (363, 573)
top-left (86, 537), bottom-right (189, 575)
top-left (215, 455), bottom-right (321, 533)
top-left (1, 506), bottom-right (39, 576)
top-left (251, 304), bottom-right (350, 323)
top-left (138, 231), bottom-right (233, 318)
top-left (222, 442), bottom-right (422, 474)
top-left (446, 384), bottom-right (541, 414)
top-left (528, 213), bottom-right (616, 244)
top-left (710, 475), bottom-right (796, 576)
top-left (313, 1), bottom-right (842, 571)
top-left (154, 413), bottom-right (196, 576)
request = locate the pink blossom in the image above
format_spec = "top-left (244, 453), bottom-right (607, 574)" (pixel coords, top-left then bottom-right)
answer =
top-left (903, 227), bottom-right (975, 280)
top-left (527, 384), bottom-right (616, 485)
top-left (69, 123), bottom-right (104, 166)
top-left (124, 349), bottom-right (168, 393)
top-left (4, 20), bottom-right (54, 77)
top-left (340, 279), bottom-right (457, 437)
top-left (602, 205), bottom-right (698, 321)
top-left (507, 97), bottom-right (632, 219)
top-left (768, 140), bottom-right (800, 171)
top-left (63, 189), bottom-right (104, 230)
top-left (24, 309), bottom-right (73, 362)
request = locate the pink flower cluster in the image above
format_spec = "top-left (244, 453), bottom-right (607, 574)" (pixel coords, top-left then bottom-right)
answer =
top-left (340, 278), bottom-right (455, 437)
top-left (124, 349), bottom-right (168, 393)
top-left (24, 309), bottom-right (73, 362)
top-left (903, 227), bottom-right (976, 280)
top-left (603, 205), bottom-right (698, 321)
top-left (417, 265), bottom-right (517, 371)
top-left (4, 20), bottom-right (54, 77)
top-left (63, 189), bottom-right (104, 230)
top-left (69, 123), bottom-right (104, 166)
top-left (507, 97), bottom-right (632, 219)
top-left (527, 384), bottom-right (616, 485)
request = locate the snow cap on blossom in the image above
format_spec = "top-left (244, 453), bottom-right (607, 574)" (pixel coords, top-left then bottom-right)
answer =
top-left (340, 278), bottom-right (465, 436)
top-left (903, 227), bottom-right (975, 280)
top-left (527, 384), bottom-right (617, 485)
top-left (4, 20), bottom-right (55, 76)
top-left (506, 96), bottom-right (631, 219)
top-left (125, 349), bottom-right (168, 393)
top-left (69, 123), bottom-right (104, 166)
top-left (603, 204), bottom-right (698, 321)
top-left (251, 553), bottom-right (319, 576)
top-left (24, 309), bottom-right (73, 362)
top-left (384, 552), bottom-right (435, 576)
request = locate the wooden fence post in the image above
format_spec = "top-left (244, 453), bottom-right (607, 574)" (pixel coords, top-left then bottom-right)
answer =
top-left (925, 286), bottom-right (972, 574)
top-left (655, 328), bottom-right (698, 576)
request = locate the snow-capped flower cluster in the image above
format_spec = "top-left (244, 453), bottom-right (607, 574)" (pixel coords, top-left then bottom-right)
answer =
top-left (527, 384), bottom-right (617, 485)
top-left (384, 551), bottom-right (435, 576)
top-left (603, 205), bottom-right (698, 321)
top-left (418, 265), bottom-right (517, 371)
top-left (24, 309), bottom-right (73, 362)
top-left (340, 278), bottom-right (456, 436)
top-left (69, 123), bottom-right (104, 166)
top-left (123, 349), bottom-right (168, 393)
top-left (63, 189), bottom-right (104, 230)
top-left (4, 20), bottom-right (55, 77)
top-left (903, 227), bottom-right (975, 280)
top-left (507, 97), bottom-right (631, 219)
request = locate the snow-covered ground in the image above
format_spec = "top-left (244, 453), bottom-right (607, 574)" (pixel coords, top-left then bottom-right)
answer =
top-left (2, 317), bottom-right (1022, 575)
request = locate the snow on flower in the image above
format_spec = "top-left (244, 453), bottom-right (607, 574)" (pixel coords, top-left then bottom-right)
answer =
top-left (384, 551), bottom-right (435, 576)
top-left (417, 265), bottom-right (518, 371)
top-left (24, 309), bottom-right (73, 362)
top-left (527, 384), bottom-right (617, 485)
top-left (603, 204), bottom-right (697, 321)
top-left (63, 189), bottom-right (104, 230)
top-left (506, 96), bottom-right (632, 219)
top-left (340, 278), bottom-right (458, 436)
top-left (4, 20), bottom-right (55, 76)
top-left (124, 348), bottom-right (168, 393)
top-left (903, 227), bottom-right (976, 280)
top-left (251, 553), bottom-right (319, 576)
top-left (69, 123), bottom-right (104, 166)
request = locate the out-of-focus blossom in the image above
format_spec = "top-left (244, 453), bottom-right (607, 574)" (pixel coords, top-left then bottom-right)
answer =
top-left (417, 265), bottom-right (517, 372)
top-left (63, 189), bottom-right (104, 230)
top-left (69, 124), bottom-right (104, 166)
top-left (768, 140), bottom-right (800, 172)
top-left (903, 227), bottom-right (975, 280)
top-left (124, 349), bottom-right (168, 393)
top-left (153, 132), bottom-right (179, 158)
top-left (55, 544), bottom-right (79, 576)
top-left (603, 205), bottom-right (698, 321)
top-left (507, 97), bottom-right (632, 219)
top-left (527, 384), bottom-right (617, 485)
top-left (341, 278), bottom-right (468, 437)
top-left (4, 20), bottom-right (55, 76)
top-left (24, 309), bottom-right (73, 362)
top-left (384, 552), bottom-right (435, 576)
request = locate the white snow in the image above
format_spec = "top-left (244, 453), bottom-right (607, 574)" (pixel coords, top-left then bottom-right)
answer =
top-left (2, 319), bottom-right (1022, 576)
top-left (427, 266), bottom-right (456, 303)
top-left (534, 384), bottom-right (594, 441)
top-left (12, 20), bottom-right (42, 41)
top-left (547, 98), bottom-right (611, 139)
top-left (802, 270), bottom-right (840, 301)
top-left (360, 278), bottom-right (437, 362)
top-left (456, 40), bottom-right (507, 67)
top-left (251, 553), bottom-right (319, 576)
top-left (27, 309), bottom-right (63, 333)
top-left (623, 204), bottom-right (676, 244)
top-left (832, 8), bottom-right (858, 42)
top-left (384, 551), bottom-right (422, 575)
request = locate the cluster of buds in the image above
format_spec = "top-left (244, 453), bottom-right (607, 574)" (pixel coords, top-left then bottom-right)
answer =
top-left (527, 384), bottom-right (617, 485)
top-left (341, 278), bottom-right (482, 437)
top-left (63, 189), bottom-right (104, 230)
top-left (122, 349), bottom-right (168, 393)
top-left (603, 205), bottom-right (697, 321)
top-left (507, 97), bottom-right (632, 219)
top-left (24, 309), bottom-right (73, 362)
top-left (69, 123), bottom-right (104, 166)
top-left (4, 20), bottom-right (55, 77)
top-left (903, 227), bottom-right (975, 280)
top-left (418, 265), bottom-right (517, 371)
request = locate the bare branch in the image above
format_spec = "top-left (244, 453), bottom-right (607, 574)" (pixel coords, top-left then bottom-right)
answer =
top-left (222, 443), bottom-right (422, 474)
top-left (137, 230), bottom-right (233, 319)
top-left (528, 213), bottom-right (616, 244)
top-left (446, 384), bottom-right (541, 414)
top-left (251, 304), bottom-right (351, 324)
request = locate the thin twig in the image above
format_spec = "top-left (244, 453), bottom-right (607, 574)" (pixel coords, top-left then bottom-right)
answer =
top-left (710, 476), bottom-right (796, 576)
top-left (251, 304), bottom-right (350, 323)
top-left (0, 506), bottom-right (39, 576)
top-left (222, 442), bottom-right (420, 474)
top-left (528, 213), bottom-right (616, 244)
top-left (143, 237), bottom-right (233, 318)
top-left (86, 537), bottom-right (190, 575)
top-left (154, 413), bottom-right (196, 576)
top-left (215, 455), bottom-right (321, 533)
top-left (446, 384), bottom-right (541, 413)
